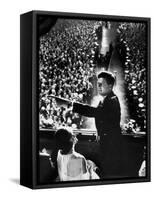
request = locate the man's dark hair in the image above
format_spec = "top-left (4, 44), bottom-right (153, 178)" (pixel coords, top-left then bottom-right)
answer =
top-left (97, 71), bottom-right (116, 86)
top-left (54, 128), bottom-right (73, 155)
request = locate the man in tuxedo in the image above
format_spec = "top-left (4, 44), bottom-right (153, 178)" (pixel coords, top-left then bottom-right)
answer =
top-left (72, 71), bottom-right (122, 179)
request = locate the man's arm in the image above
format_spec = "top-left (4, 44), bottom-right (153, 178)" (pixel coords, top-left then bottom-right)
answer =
top-left (72, 102), bottom-right (98, 118)
top-left (72, 97), bottom-right (120, 120)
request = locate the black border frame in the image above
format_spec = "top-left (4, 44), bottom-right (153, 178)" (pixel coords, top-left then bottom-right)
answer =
top-left (20, 10), bottom-right (151, 189)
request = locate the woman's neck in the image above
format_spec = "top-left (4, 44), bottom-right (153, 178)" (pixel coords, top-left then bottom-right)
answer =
top-left (67, 146), bottom-right (75, 154)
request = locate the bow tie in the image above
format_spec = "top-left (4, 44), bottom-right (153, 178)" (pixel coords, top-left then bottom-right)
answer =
top-left (98, 95), bottom-right (106, 106)
top-left (98, 100), bottom-right (104, 106)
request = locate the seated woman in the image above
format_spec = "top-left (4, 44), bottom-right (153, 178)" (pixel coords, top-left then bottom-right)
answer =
top-left (54, 127), bottom-right (100, 181)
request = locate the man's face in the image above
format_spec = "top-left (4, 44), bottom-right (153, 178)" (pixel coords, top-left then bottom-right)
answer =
top-left (97, 77), bottom-right (112, 96)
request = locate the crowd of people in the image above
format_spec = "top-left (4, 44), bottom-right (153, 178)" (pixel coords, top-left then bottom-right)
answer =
top-left (39, 19), bottom-right (102, 129)
top-left (38, 20), bottom-right (147, 183)
top-left (116, 23), bottom-right (147, 132)
top-left (39, 20), bottom-right (147, 133)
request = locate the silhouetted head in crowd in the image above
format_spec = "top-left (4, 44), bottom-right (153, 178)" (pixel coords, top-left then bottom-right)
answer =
top-left (55, 128), bottom-right (78, 155)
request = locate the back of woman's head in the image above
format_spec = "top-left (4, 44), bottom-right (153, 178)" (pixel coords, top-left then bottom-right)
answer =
top-left (55, 128), bottom-right (74, 154)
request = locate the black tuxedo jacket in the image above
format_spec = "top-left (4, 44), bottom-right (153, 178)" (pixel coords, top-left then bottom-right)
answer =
top-left (73, 91), bottom-right (121, 141)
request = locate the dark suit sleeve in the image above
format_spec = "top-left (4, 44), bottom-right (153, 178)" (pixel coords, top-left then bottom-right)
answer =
top-left (73, 97), bottom-right (120, 120)
top-left (73, 102), bottom-right (97, 117)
